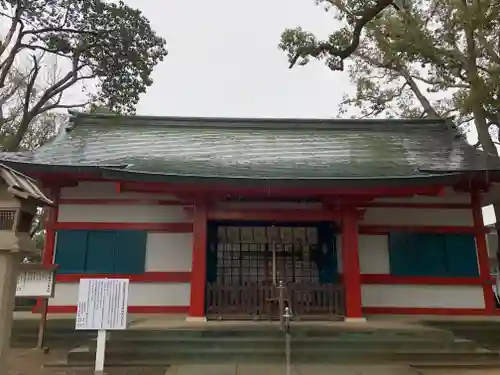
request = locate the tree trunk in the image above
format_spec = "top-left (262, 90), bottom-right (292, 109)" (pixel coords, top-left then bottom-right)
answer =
top-left (399, 69), bottom-right (440, 118)
top-left (462, 0), bottom-right (498, 296)
top-left (5, 116), bottom-right (32, 152)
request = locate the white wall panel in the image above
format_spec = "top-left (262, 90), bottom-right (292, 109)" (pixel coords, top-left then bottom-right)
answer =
top-left (487, 233), bottom-right (497, 259)
top-left (336, 235), bottom-right (390, 274)
top-left (358, 235), bottom-right (390, 274)
top-left (58, 204), bottom-right (191, 223)
top-left (361, 284), bottom-right (485, 308)
top-left (362, 208), bottom-right (473, 226)
top-left (214, 201), bottom-right (322, 209)
top-left (50, 282), bottom-right (190, 307)
top-left (373, 188), bottom-right (470, 204)
top-left (60, 182), bottom-right (182, 200)
top-left (145, 233), bottom-right (193, 272)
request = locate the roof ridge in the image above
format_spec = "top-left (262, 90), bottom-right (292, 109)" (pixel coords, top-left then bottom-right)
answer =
top-left (68, 110), bottom-right (451, 131)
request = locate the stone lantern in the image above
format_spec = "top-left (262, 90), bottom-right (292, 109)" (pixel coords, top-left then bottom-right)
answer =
top-left (0, 164), bottom-right (53, 373)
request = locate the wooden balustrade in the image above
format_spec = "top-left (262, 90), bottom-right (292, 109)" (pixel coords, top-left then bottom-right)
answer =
top-left (206, 282), bottom-right (345, 320)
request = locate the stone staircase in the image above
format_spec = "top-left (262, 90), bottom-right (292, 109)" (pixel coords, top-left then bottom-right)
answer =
top-left (56, 324), bottom-right (500, 367)
top-left (422, 320), bottom-right (500, 351)
top-left (10, 319), bottom-right (92, 349)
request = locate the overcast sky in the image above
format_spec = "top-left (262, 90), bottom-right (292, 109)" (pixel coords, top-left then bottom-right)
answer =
top-left (124, 0), bottom-right (353, 118)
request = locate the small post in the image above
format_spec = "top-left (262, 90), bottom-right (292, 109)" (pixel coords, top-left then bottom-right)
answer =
top-left (283, 306), bottom-right (292, 375)
top-left (495, 272), bottom-right (500, 306)
top-left (36, 299), bottom-right (48, 350)
top-left (278, 280), bottom-right (284, 327)
top-left (95, 330), bottom-right (107, 375)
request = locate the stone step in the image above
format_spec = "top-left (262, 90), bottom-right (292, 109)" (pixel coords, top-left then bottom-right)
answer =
top-left (11, 329), bottom-right (455, 343)
top-left (48, 360), bottom-right (500, 370)
top-left (94, 337), bottom-right (478, 352)
top-left (100, 333), bottom-right (460, 342)
top-left (66, 345), bottom-right (500, 366)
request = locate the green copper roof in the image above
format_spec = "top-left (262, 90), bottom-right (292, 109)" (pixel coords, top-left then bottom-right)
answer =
top-left (0, 112), bottom-right (499, 185)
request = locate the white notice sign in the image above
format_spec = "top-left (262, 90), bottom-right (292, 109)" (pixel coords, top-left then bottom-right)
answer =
top-left (75, 278), bottom-right (129, 331)
top-left (16, 270), bottom-right (54, 298)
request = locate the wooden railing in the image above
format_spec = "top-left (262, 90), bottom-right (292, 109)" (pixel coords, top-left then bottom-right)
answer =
top-left (286, 282), bottom-right (345, 317)
top-left (206, 282), bottom-right (345, 319)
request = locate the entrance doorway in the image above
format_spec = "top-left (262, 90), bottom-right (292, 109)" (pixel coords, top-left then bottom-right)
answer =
top-left (205, 221), bottom-right (345, 320)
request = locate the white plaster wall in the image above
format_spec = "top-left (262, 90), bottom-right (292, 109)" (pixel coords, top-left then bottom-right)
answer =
top-left (373, 188), bottom-right (470, 203)
top-left (336, 235), bottom-right (390, 274)
top-left (361, 285), bottom-right (485, 308)
top-left (145, 233), bottom-right (193, 272)
top-left (54, 182), bottom-right (193, 309)
top-left (367, 190), bottom-right (473, 225)
top-left (361, 208), bottom-right (473, 226)
top-left (337, 233), bottom-right (485, 309)
top-left (487, 233), bottom-right (497, 259)
top-left (214, 201), bottom-right (322, 209)
top-left (58, 204), bottom-right (191, 223)
top-left (482, 205), bottom-right (496, 226)
top-left (50, 282), bottom-right (190, 307)
top-left (60, 182), bottom-right (182, 201)
top-left (53, 229), bottom-right (193, 273)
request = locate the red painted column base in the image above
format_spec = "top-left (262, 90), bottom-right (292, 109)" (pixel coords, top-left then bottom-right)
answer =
top-left (342, 208), bottom-right (364, 320)
top-left (471, 192), bottom-right (496, 313)
top-left (188, 200), bottom-right (208, 318)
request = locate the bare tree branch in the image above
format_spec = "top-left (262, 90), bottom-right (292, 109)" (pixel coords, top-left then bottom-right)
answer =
top-left (476, 32), bottom-right (500, 65)
top-left (5, 55), bottom-right (43, 151)
top-left (39, 101), bottom-right (89, 113)
top-left (289, 0), bottom-right (395, 69)
top-left (21, 28), bottom-right (100, 36)
top-left (0, 21), bottom-right (25, 88)
top-left (0, 0), bottom-right (23, 59)
top-left (410, 74), bottom-right (469, 89)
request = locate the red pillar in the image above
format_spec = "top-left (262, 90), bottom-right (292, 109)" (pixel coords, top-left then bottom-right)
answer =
top-left (342, 207), bottom-right (364, 320)
top-left (42, 188), bottom-right (59, 267)
top-left (188, 200), bottom-right (208, 319)
top-left (35, 188), bottom-right (59, 313)
top-left (471, 191), bottom-right (496, 313)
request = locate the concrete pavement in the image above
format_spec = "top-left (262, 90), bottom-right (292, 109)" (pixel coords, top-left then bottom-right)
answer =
top-left (165, 364), bottom-right (420, 375)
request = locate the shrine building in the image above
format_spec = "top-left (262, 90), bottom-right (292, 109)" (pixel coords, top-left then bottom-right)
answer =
top-left (2, 111), bottom-right (500, 321)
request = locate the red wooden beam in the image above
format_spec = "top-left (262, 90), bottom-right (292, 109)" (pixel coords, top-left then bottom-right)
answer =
top-left (58, 198), bottom-right (191, 206)
top-left (342, 207), bottom-right (363, 319)
top-left (363, 307), bottom-right (500, 316)
top-left (40, 305), bottom-right (498, 315)
top-left (359, 225), bottom-right (485, 235)
top-left (56, 271), bottom-right (191, 283)
top-left (189, 200), bottom-right (208, 318)
top-left (51, 222), bottom-right (193, 232)
top-left (362, 202), bottom-right (472, 209)
top-left (40, 305), bottom-right (189, 314)
top-left (120, 182), bottom-right (447, 198)
top-left (42, 188), bottom-right (59, 266)
top-left (207, 208), bottom-right (345, 222)
top-left (360, 274), bottom-right (485, 285)
top-left (38, 187), bottom-right (59, 311)
top-left (471, 191), bottom-right (496, 313)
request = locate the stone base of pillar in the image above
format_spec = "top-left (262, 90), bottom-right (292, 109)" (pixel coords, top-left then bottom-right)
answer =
top-left (344, 317), bottom-right (367, 323)
top-left (0, 252), bottom-right (20, 371)
top-left (186, 316), bottom-right (208, 323)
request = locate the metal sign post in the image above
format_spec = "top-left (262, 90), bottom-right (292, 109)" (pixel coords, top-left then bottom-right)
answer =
top-left (278, 280), bottom-right (285, 327)
top-left (75, 278), bottom-right (129, 375)
top-left (283, 306), bottom-right (293, 375)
